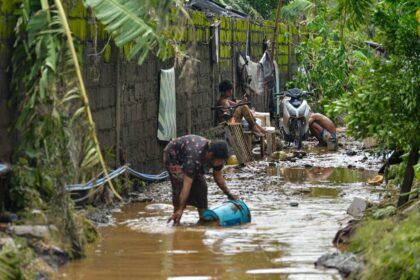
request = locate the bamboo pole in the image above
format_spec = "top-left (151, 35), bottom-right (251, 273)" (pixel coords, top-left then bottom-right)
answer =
top-left (54, 0), bottom-right (122, 201)
top-left (271, 0), bottom-right (283, 58)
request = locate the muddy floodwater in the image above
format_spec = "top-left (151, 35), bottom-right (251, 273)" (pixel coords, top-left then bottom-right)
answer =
top-left (60, 144), bottom-right (383, 279)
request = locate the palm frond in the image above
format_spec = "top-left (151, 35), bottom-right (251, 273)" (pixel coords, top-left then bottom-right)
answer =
top-left (220, 0), bottom-right (264, 20)
top-left (334, 0), bottom-right (375, 30)
top-left (281, 0), bottom-right (315, 21)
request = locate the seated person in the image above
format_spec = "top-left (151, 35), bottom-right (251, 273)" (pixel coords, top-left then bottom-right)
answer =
top-left (308, 113), bottom-right (338, 150)
top-left (216, 80), bottom-right (266, 137)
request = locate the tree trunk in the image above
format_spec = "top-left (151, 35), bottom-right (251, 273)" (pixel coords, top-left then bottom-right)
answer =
top-left (397, 144), bottom-right (419, 207)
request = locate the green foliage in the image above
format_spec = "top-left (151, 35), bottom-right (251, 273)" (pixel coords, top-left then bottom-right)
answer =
top-left (10, 1), bottom-right (99, 207)
top-left (332, 56), bottom-right (420, 150)
top-left (244, 0), bottom-right (279, 20)
top-left (332, 0), bottom-right (375, 31)
top-left (8, 0), bottom-right (104, 258)
top-left (218, 0), bottom-right (264, 19)
top-left (81, 217), bottom-right (98, 243)
top-left (280, 0), bottom-right (314, 21)
top-left (84, 0), bottom-right (189, 64)
top-left (330, 0), bottom-right (420, 150)
top-left (373, 0), bottom-right (419, 59)
top-left (415, 162), bottom-right (420, 181)
top-left (350, 211), bottom-right (420, 280)
top-left (0, 240), bottom-right (35, 280)
top-left (289, 15), bottom-right (368, 113)
top-left (47, 188), bottom-right (85, 258)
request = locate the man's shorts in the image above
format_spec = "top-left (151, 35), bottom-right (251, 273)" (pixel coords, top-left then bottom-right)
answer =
top-left (321, 129), bottom-right (338, 150)
top-left (166, 164), bottom-right (208, 209)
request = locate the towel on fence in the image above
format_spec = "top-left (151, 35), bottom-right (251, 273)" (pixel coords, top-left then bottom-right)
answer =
top-left (246, 55), bottom-right (264, 95)
top-left (158, 67), bottom-right (176, 141)
top-left (274, 60), bottom-right (280, 95)
top-left (213, 20), bottom-right (220, 63)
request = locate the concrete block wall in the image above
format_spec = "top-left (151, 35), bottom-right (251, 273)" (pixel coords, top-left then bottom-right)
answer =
top-left (0, 2), bottom-right (15, 162)
top-left (0, 2), bottom-right (300, 174)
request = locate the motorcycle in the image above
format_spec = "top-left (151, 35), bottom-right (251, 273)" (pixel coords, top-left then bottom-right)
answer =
top-left (276, 88), bottom-right (312, 150)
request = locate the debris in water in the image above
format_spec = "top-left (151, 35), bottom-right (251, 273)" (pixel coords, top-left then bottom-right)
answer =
top-left (367, 175), bottom-right (383, 185)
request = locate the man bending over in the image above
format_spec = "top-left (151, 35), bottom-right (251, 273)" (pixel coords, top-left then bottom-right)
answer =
top-left (164, 135), bottom-right (239, 225)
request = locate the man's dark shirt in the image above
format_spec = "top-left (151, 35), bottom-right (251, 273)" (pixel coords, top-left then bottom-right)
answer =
top-left (164, 135), bottom-right (210, 178)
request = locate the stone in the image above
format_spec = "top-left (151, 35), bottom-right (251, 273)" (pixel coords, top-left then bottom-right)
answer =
top-left (131, 196), bottom-right (153, 203)
top-left (347, 197), bottom-right (368, 218)
top-left (315, 252), bottom-right (363, 277)
top-left (0, 237), bottom-right (16, 248)
top-left (289, 201), bottom-right (299, 207)
top-left (333, 219), bottom-right (360, 245)
top-left (346, 150), bottom-right (357, 156)
top-left (8, 225), bottom-right (56, 240)
top-left (33, 241), bottom-right (69, 270)
top-left (86, 211), bottom-right (113, 225)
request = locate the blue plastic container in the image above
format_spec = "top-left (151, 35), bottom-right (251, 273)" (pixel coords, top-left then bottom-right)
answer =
top-left (201, 199), bottom-right (251, 226)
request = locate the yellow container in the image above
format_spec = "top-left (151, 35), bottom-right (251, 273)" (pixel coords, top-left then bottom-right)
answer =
top-left (227, 155), bottom-right (239, 166)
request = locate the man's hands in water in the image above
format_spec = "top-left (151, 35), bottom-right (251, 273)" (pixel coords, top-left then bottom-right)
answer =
top-left (167, 209), bottom-right (183, 225)
top-left (227, 192), bottom-right (239, 201)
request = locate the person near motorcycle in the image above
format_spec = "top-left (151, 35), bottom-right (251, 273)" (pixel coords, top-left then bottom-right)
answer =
top-left (216, 80), bottom-right (266, 137)
top-left (308, 113), bottom-right (338, 150)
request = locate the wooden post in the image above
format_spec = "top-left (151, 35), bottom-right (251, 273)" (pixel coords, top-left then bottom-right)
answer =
top-left (271, 0), bottom-right (283, 58)
top-left (397, 145), bottom-right (419, 207)
top-left (116, 52), bottom-right (121, 166)
top-left (288, 25), bottom-right (292, 81)
top-left (231, 17), bottom-right (236, 99)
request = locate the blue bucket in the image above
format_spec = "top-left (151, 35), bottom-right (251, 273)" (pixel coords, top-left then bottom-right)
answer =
top-left (201, 199), bottom-right (251, 226)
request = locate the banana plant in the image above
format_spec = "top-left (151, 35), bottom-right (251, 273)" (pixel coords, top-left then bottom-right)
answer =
top-left (10, 0), bottom-right (122, 207)
top-left (84, 0), bottom-right (190, 64)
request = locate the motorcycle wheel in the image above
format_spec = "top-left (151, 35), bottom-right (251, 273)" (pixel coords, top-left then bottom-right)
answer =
top-left (294, 120), bottom-right (303, 150)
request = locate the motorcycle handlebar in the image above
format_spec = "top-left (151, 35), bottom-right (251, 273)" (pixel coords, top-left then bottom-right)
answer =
top-left (275, 90), bottom-right (314, 98)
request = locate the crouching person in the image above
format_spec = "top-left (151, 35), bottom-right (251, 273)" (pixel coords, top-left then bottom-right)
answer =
top-left (308, 113), bottom-right (338, 150)
top-left (164, 135), bottom-right (239, 225)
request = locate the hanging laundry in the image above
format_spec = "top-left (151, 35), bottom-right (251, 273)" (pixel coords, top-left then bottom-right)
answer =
top-left (259, 51), bottom-right (274, 113)
top-left (158, 67), bottom-right (176, 141)
top-left (245, 55), bottom-right (265, 95)
top-left (260, 51), bottom-right (274, 80)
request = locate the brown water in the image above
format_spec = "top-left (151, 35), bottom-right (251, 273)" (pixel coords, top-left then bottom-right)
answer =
top-left (60, 165), bottom-right (380, 280)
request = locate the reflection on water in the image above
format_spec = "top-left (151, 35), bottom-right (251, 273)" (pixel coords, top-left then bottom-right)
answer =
top-left (60, 167), bottom-right (378, 280)
top-left (267, 166), bottom-right (374, 184)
